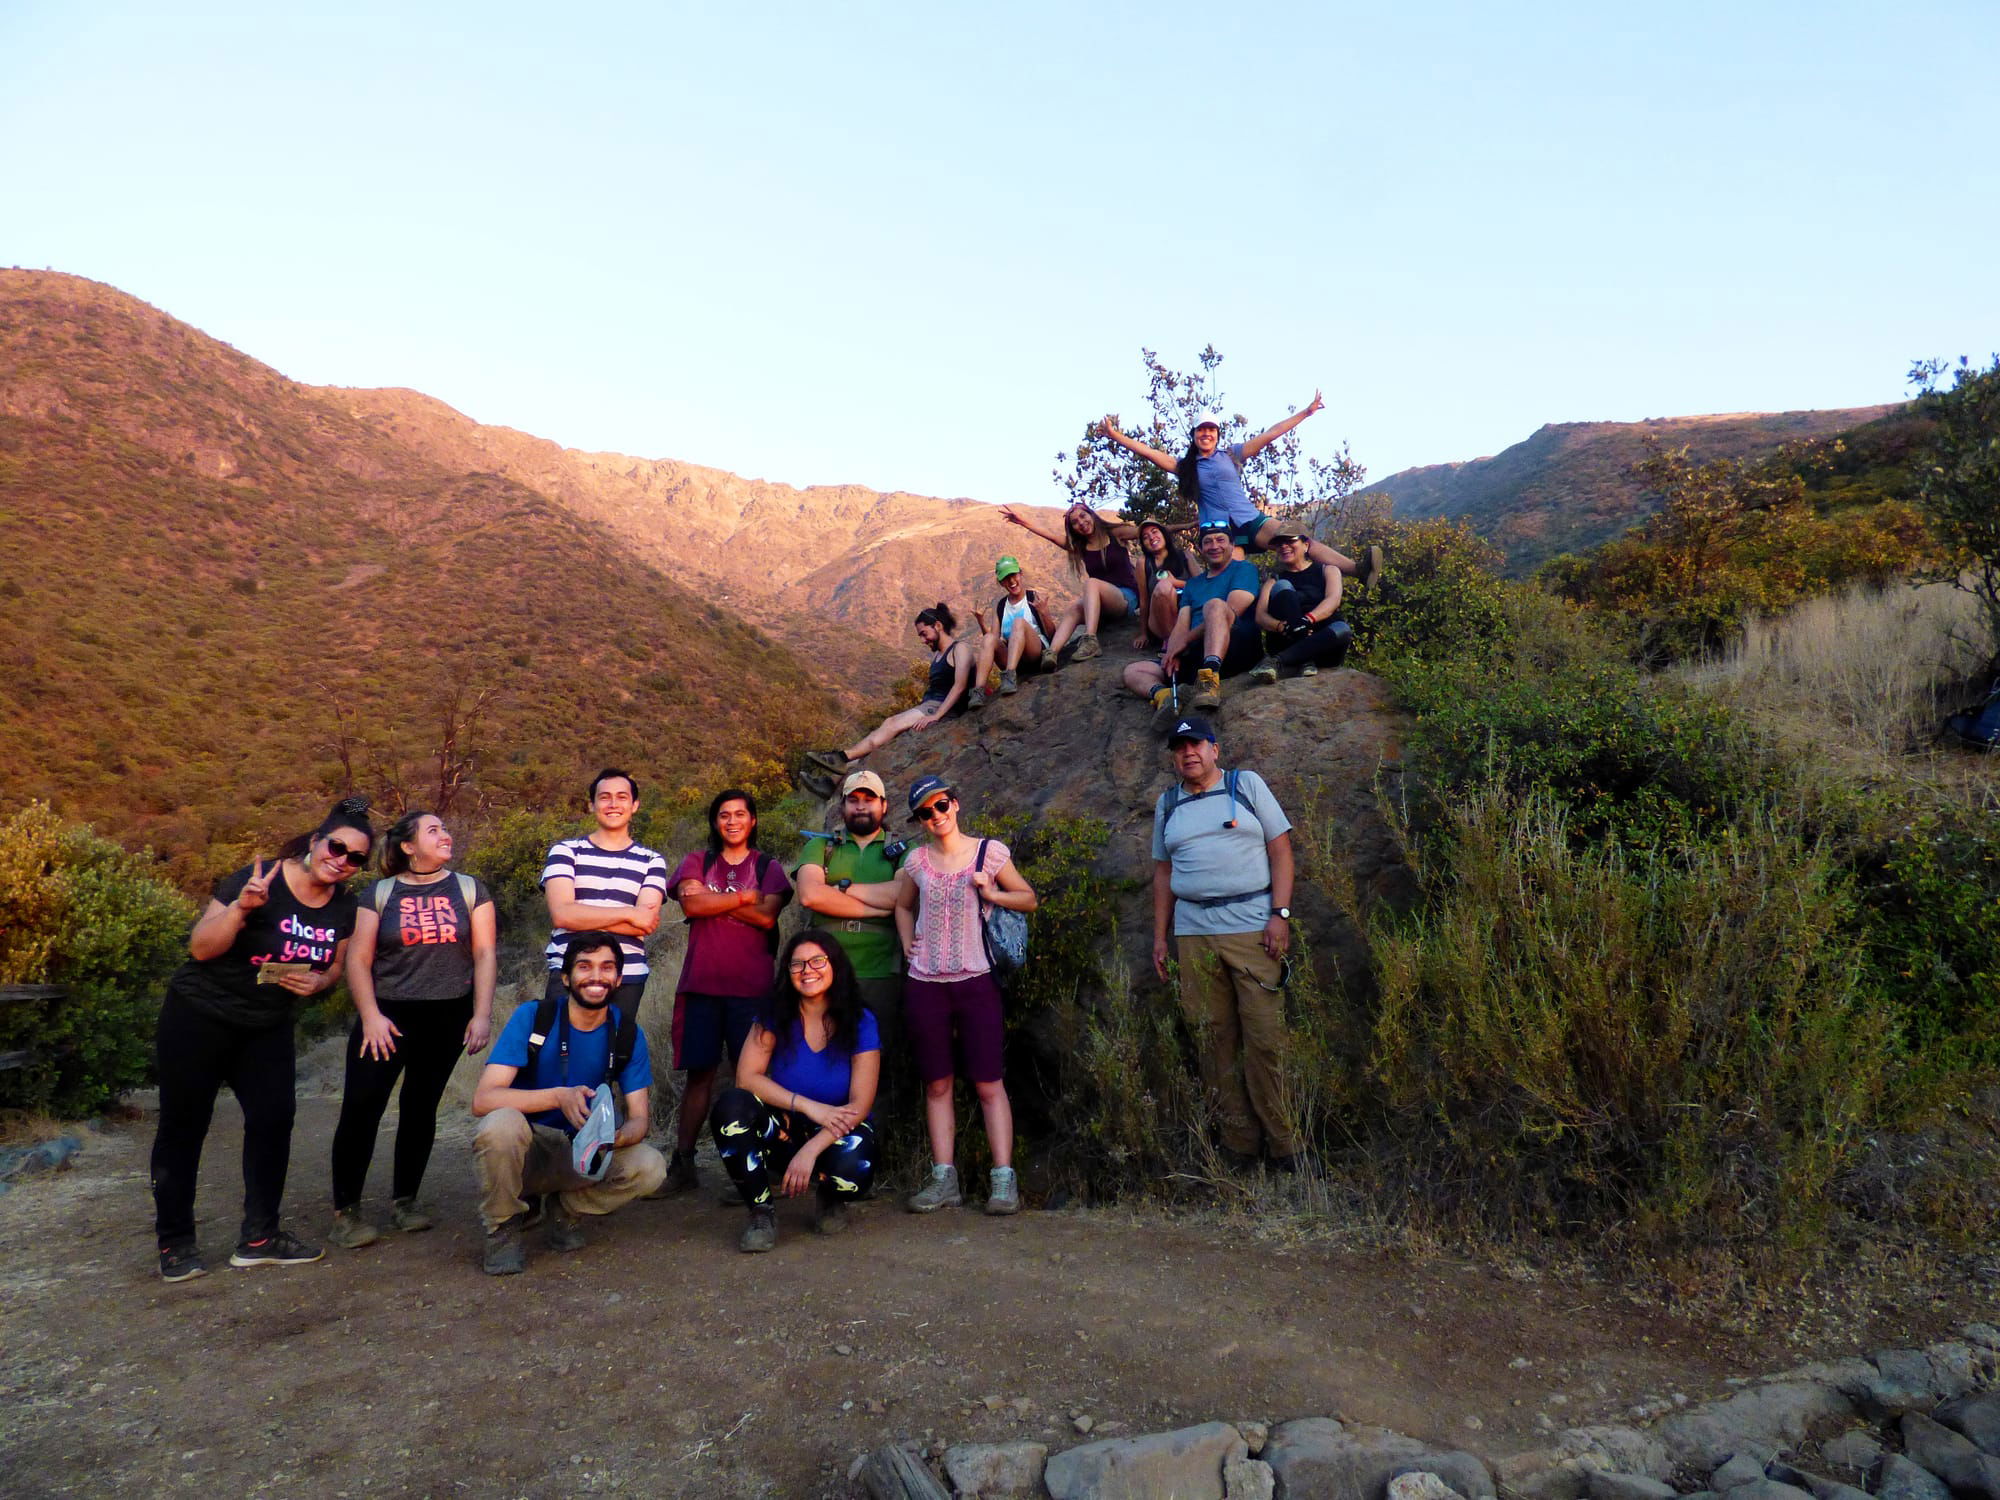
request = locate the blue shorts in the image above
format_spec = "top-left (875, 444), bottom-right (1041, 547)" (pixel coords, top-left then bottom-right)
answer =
top-left (1116, 585), bottom-right (1141, 617)
top-left (671, 991), bottom-right (764, 1071)
top-left (1229, 513), bottom-right (1275, 551)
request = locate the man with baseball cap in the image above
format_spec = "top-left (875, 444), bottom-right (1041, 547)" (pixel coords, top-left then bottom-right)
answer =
top-left (1150, 713), bottom-right (1308, 1173)
top-left (1121, 521), bottom-right (1264, 727)
top-left (969, 554), bottom-right (1055, 708)
top-left (796, 769), bottom-right (912, 1055)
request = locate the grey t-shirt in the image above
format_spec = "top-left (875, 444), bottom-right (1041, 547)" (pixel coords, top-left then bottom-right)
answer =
top-left (369, 873), bottom-right (492, 1001)
top-left (1151, 769), bottom-right (1293, 937)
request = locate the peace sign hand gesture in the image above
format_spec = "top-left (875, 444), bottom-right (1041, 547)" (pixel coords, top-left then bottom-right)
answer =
top-left (1303, 390), bottom-right (1325, 417)
top-left (235, 859), bottom-right (275, 913)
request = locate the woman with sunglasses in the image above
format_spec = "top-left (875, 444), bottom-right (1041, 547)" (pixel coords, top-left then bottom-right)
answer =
top-left (327, 810), bottom-right (497, 1249)
top-left (152, 797), bottom-right (374, 1283)
top-left (710, 929), bottom-right (880, 1252)
top-left (996, 502), bottom-right (1141, 663)
top-left (893, 776), bottom-right (1038, 1216)
top-left (1133, 518), bottom-right (1194, 651)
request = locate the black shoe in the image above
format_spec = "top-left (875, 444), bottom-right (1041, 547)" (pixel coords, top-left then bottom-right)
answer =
top-left (482, 1218), bottom-right (527, 1276)
top-left (653, 1149), bottom-right (698, 1197)
top-left (519, 1194), bottom-right (547, 1230)
top-left (159, 1245), bottom-right (208, 1283)
top-left (804, 749), bottom-right (851, 775)
top-left (546, 1208), bottom-right (587, 1254)
top-left (740, 1205), bottom-right (778, 1253)
top-left (229, 1229), bottom-right (324, 1267)
top-left (1217, 1147), bottom-right (1260, 1174)
top-left (796, 767), bottom-right (837, 800)
top-left (1266, 1150), bottom-right (1323, 1178)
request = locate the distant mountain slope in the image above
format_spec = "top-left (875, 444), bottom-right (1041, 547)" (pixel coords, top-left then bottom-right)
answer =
top-left (324, 388), bottom-right (1077, 692)
top-left (1361, 406), bottom-right (1900, 574)
top-left (0, 271), bottom-right (842, 865)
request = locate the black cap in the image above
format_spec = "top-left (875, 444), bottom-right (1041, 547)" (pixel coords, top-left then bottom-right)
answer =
top-left (1166, 713), bottom-right (1217, 745)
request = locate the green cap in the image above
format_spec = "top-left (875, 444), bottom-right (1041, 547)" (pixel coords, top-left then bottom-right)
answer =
top-left (994, 555), bottom-right (1022, 581)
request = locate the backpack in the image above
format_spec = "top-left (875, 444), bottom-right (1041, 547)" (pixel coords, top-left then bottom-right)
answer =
top-left (1158, 769), bottom-right (1262, 838)
top-left (521, 997), bottom-right (638, 1090)
top-left (975, 838), bottom-right (1029, 981)
top-left (1944, 680), bottom-right (2000, 751)
top-left (370, 872), bottom-right (478, 914)
top-left (697, 849), bottom-right (783, 953)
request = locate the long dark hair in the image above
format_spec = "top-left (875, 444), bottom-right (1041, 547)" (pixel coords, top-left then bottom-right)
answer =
top-left (914, 601), bottom-right (958, 636)
top-left (763, 928), bottom-right (865, 1055)
top-left (381, 808), bottom-right (439, 878)
top-left (703, 787), bottom-right (760, 862)
top-left (276, 796), bottom-right (374, 867)
top-left (1176, 439), bottom-right (1204, 511)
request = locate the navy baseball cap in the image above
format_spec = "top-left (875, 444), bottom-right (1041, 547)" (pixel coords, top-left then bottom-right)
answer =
top-left (907, 774), bottom-right (955, 822)
top-left (1166, 714), bottom-right (1217, 744)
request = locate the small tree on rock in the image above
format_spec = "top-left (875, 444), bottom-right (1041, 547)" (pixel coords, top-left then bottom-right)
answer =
top-left (1908, 355), bottom-right (2000, 667)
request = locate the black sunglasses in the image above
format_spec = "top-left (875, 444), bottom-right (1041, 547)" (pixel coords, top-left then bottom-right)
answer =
top-left (323, 836), bottom-right (367, 868)
top-left (915, 796), bottom-right (955, 823)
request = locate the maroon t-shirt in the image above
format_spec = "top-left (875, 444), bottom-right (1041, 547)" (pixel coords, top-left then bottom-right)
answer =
top-left (670, 849), bottom-right (794, 997)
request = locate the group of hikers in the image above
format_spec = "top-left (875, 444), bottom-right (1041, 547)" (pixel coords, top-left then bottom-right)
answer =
top-left (148, 401), bottom-right (1339, 1281)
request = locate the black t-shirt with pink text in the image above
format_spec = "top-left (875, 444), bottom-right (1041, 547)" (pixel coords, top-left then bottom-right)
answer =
top-left (166, 862), bottom-right (359, 1028)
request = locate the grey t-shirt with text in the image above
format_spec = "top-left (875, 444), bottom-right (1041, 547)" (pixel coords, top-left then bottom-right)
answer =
top-left (1151, 769), bottom-right (1292, 937)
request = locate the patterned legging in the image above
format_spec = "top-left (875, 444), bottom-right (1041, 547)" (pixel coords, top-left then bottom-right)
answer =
top-left (708, 1086), bottom-right (876, 1207)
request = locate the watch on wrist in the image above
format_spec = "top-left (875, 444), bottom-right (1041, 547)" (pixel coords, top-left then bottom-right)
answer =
top-left (1273, 906), bottom-right (1292, 920)
top-left (836, 877), bottom-right (853, 893)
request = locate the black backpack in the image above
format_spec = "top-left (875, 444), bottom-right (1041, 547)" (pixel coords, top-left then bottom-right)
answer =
top-left (1945, 679), bottom-right (2000, 751)
top-left (520, 998), bottom-right (637, 1088)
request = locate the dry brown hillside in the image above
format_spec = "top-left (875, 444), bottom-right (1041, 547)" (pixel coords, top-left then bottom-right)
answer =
top-left (325, 387), bottom-right (1079, 692)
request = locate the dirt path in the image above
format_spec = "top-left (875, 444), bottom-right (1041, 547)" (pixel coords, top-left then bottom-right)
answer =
top-left (0, 1092), bottom-right (1926, 1499)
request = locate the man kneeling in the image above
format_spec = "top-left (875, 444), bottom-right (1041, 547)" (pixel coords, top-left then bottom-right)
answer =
top-left (471, 935), bottom-right (666, 1274)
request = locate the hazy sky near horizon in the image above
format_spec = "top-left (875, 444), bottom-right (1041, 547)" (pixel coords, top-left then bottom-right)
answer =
top-left (5, 1), bottom-right (1996, 503)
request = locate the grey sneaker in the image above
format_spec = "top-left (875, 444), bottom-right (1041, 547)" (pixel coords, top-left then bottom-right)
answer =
top-left (1071, 633), bottom-right (1101, 662)
top-left (546, 1207), bottom-right (586, 1254)
top-left (1357, 544), bottom-right (1384, 591)
top-left (984, 1167), bottom-right (1020, 1216)
top-left (328, 1207), bottom-right (380, 1250)
top-left (967, 687), bottom-right (989, 710)
top-left (999, 669), bottom-right (1019, 695)
top-left (812, 1187), bottom-right (850, 1236)
top-left (739, 1206), bottom-right (778, 1253)
top-left (1299, 661), bottom-right (1319, 677)
top-left (905, 1164), bottom-right (963, 1213)
top-left (1248, 658), bottom-right (1279, 685)
top-left (482, 1218), bottom-right (527, 1276)
top-left (388, 1197), bottom-right (432, 1233)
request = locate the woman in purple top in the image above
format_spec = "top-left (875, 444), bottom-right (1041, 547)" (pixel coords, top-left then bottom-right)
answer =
top-left (996, 502), bottom-right (1142, 663)
top-left (893, 775), bottom-right (1038, 1217)
top-left (663, 788), bottom-right (793, 1194)
top-left (710, 929), bottom-right (880, 1253)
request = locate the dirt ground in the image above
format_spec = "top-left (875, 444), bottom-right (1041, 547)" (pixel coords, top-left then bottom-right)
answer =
top-left (0, 1076), bottom-right (1978, 1500)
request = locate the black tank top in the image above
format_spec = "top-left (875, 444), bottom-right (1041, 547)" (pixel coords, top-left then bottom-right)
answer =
top-left (924, 645), bottom-right (956, 701)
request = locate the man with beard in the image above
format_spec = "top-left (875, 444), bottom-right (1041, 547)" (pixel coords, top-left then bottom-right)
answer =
top-left (470, 935), bottom-right (666, 1275)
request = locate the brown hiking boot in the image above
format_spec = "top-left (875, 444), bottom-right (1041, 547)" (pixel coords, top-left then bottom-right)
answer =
top-left (1191, 668), bottom-right (1222, 710)
top-left (1071, 633), bottom-right (1101, 661)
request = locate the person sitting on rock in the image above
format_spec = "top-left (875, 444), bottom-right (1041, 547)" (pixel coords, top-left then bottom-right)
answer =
top-left (470, 935), bottom-right (666, 1275)
top-left (968, 555), bottom-right (1056, 706)
top-left (1099, 399), bottom-right (1382, 585)
top-left (996, 502), bottom-right (1141, 662)
top-left (1121, 523), bottom-right (1264, 726)
top-left (1248, 532), bottom-right (1354, 684)
top-left (805, 603), bottom-right (974, 784)
top-left (710, 928), bottom-right (880, 1252)
top-left (1133, 518), bottom-right (1194, 652)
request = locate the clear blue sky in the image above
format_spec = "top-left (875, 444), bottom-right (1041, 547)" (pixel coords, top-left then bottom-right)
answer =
top-left (6, 2), bottom-right (1996, 502)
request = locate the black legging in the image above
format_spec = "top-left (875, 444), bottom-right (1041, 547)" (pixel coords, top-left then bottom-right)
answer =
top-left (329, 995), bottom-right (473, 1208)
top-left (1263, 587), bottom-right (1354, 669)
top-left (150, 988), bottom-right (296, 1250)
top-left (1173, 611), bottom-right (1264, 680)
top-left (709, 1086), bottom-right (877, 1207)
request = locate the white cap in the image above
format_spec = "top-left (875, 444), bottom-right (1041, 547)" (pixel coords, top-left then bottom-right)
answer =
top-left (1191, 412), bottom-right (1225, 431)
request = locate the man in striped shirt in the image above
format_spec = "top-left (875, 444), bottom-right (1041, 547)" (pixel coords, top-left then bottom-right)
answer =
top-left (540, 769), bottom-right (669, 1016)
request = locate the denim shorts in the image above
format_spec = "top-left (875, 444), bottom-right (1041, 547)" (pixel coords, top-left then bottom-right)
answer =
top-left (1116, 585), bottom-right (1141, 617)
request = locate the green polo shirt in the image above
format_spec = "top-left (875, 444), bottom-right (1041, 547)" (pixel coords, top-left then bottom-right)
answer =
top-left (801, 832), bottom-right (907, 979)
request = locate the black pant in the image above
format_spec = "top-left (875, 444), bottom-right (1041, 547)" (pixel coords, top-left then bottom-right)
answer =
top-left (150, 989), bottom-right (296, 1250)
top-left (329, 995), bottom-right (473, 1208)
top-left (1264, 587), bottom-right (1353, 668)
top-left (1174, 612), bottom-right (1264, 681)
top-left (709, 1087), bottom-right (876, 1208)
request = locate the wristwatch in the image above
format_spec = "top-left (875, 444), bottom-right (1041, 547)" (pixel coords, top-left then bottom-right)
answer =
top-left (1273, 906), bottom-right (1291, 920)
top-left (836, 878), bottom-right (853, 893)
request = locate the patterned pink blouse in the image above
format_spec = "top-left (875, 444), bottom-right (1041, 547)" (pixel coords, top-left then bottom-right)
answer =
top-left (905, 840), bottom-right (1010, 981)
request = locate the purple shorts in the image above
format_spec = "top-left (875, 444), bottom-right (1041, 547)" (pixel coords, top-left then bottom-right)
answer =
top-left (904, 973), bottom-right (1005, 1085)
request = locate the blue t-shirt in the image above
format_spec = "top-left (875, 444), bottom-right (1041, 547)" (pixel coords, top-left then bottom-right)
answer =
top-left (767, 1007), bottom-right (881, 1116)
top-left (1181, 560), bottom-right (1261, 616)
top-left (1191, 443), bottom-right (1258, 526)
top-left (489, 999), bottom-right (653, 1135)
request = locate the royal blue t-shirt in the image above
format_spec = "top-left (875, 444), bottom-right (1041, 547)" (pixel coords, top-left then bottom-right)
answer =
top-left (767, 1007), bottom-right (881, 1117)
top-left (1191, 443), bottom-right (1258, 526)
top-left (1181, 559), bottom-right (1262, 615)
top-left (489, 999), bottom-right (653, 1135)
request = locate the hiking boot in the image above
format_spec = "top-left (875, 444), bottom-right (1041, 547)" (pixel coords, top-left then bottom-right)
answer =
top-left (159, 1245), bottom-right (207, 1283)
top-left (229, 1230), bottom-right (324, 1268)
top-left (389, 1197), bottom-right (433, 1233)
top-left (328, 1206), bottom-right (380, 1250)
top-left (999, 669), bottom-right (1019, 695)
top-left (546, 1206), bottom-right (587, 1254)
top-left (967, 687), bottom-right (989, 710)
top-left (655, 1148), bottom-right (699, 1197)
top-left (1071, 633), bottom-right (1101, 662)
top-left (717, 1180), bottom-right (746, 1208)
top-left (812, 1186), bottom-right (850, 1236)
top-left (804, 748), bottom-right (851, 775)
top-left (1217, 1146), bottom-right (1260, 1174)
top-left (482, 1217), bottom-right (527, 1276)
top-left (984, 1166), bottom-right (1020, 1217)
top-left (1299, 661), bottom-right (1319, 677)
top-left (1191, 668), bottom-right (1223, 710)
top-left (1357, 544), bottom-right (1384, 591)
top-left (905, 1164), bottom-right (963, 1213)
top-left (739, 1206), bottom-right (778, 1253)
top-left (1149, 687), bottom-right (1181, 733)
top-left (796, 767), bottom-right (837, 800)
top-left (1248, 658), bottom-right (1279, 686)
top-left (519, 1194), bottom-right (547, 1230)
top-left (1267, 1150), bottom-right (1324, 1178)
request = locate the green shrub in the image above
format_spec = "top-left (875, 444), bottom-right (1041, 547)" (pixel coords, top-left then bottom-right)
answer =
top-left (0, 802), bottom-right (194, 1115)
top-left (1338, 516), bottom-right (1512, 667)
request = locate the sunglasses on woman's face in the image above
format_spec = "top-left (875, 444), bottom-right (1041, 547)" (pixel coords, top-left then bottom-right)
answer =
top-left (788, 955), bottom-right (831, 976)
top-left (323, 837), bottom-right (367, 868)
top-left (916, 797), bottom-right (954, 823)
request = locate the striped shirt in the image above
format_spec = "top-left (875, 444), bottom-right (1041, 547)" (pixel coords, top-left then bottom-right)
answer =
top-left (540, 836), bottom-right (670, 976)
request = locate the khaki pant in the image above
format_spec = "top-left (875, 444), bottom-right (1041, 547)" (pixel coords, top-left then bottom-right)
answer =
top-left (472, 1108), bottom-right (667, 1232)
top-left (1175, 929), bottom-right (1297, 1157)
